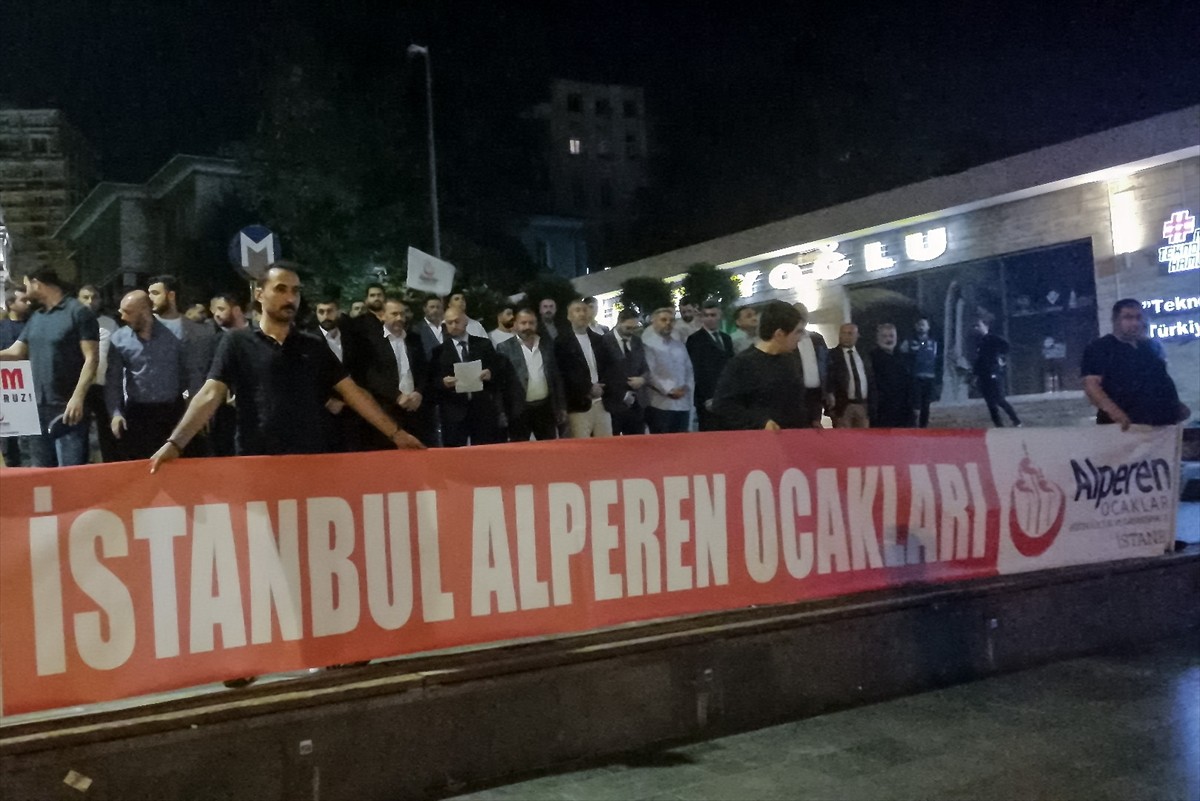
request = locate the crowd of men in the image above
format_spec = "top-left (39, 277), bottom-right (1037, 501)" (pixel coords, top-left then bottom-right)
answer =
top-left (0, 266), bottom-right (1189, 469)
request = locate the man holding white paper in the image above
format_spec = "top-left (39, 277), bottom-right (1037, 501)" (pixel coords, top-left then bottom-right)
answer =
top-left (431, 307), bottom-right (503, 446)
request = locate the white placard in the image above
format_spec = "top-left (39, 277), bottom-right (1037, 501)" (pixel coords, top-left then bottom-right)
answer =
top-left (406, 246), bottom-right (456, 297)
top-left (0, 361), bottom-right (40, 437)
top-left (453, 360), bottom-right (484, 393)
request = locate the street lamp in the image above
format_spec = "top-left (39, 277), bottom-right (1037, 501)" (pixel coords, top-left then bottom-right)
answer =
top-left (407, 43), bottom-right (441, 259)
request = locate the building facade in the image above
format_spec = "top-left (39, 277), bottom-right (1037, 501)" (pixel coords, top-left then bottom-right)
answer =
top-left (574, 106), bottom-right (1200, 424)
top-left (527, 79), bottom-right (650, 274)
top-left (54, 154), bottom-right (247, 308)
top-left (0, 109), bottom-right (98, 282)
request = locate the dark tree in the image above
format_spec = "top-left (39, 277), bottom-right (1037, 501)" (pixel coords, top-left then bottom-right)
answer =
top-left (619, 276), bottom-right (674, 319)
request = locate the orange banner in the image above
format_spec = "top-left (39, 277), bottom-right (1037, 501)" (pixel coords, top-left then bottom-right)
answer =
top-left (0, 426), bottom-right (1177, 715)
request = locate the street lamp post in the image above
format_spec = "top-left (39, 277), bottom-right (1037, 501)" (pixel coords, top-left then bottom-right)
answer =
top-left (407, 43), bottom-right (441, 259)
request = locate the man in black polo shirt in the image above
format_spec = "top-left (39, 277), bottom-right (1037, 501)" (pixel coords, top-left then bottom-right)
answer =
top-left (1081, 298), bottom-right (1190, 429)
top-left (0, 269), bottom-right (99, 467)
top-left (149, 266), bottom-right (423, 471)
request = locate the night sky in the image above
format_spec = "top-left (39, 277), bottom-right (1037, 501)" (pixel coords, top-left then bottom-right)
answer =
top-left (3, 0), bottom-right (1199, 254)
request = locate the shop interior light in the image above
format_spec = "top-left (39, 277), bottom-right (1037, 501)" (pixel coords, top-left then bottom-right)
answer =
top-left (1108, 186), bottom-right (1141, 255)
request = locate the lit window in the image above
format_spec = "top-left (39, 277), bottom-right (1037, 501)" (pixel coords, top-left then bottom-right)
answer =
top-left (568, 138), bottom-right (582, 155)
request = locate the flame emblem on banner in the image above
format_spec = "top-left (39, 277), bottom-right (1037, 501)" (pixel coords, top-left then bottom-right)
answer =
top-left (1009, 445), bottom-right (1066, 556)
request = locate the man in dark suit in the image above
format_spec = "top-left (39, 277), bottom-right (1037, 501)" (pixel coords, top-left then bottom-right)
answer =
top-left (826, 322), bottom-right (874, 428)
top-left (602, 309), bottom-right (650, 436)
top-left (495, 308), bottom-right (567, 441)
top-left (417, 294), bottom-right (446, 360)
top-left (794, 302), bottom-right (830, 428)
top-left (348, 298), bottom-right (434, 448)
top-left (558, 299), bottom-right (621, 438)
top-left (686, 301), bottom-right (734, 431)
top-left (431, 305), bottom-right (503, 446)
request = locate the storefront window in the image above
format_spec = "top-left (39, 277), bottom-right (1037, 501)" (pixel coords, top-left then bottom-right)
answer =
top-left (848, 239), bottom-right (1098, 400)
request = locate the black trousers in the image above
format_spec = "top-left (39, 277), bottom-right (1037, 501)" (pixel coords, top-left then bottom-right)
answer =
top-left (440, 399), bottom-right (501, 447)
top-left (914, 377), bottom-right (937, 428)
top-left (509, 399), bottom-right (558, 442)
top-left (119, 400), bottom-right (185, 460)
top-left (86, 383), bottom-right (119, 462)
top-left (978, 376), bottom-right (1020, 427)
top-left (610, 403), bottom-right (646, 436)
top-left (803, 387), bottom-right (823, 427)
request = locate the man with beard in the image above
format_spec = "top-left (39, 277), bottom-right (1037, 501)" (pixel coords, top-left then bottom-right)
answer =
top-left (899, 316), bottom-right (942, 428)
top-left (0, 269), bottom-right (99, 466)
top-left (312, 296), bottom-right (357, 451)
top-left (447, 290), bottom-right (488, 338)
top-left (353, 298), bottom-right (432, 448)
top-left (869, 323), bottom-right (915, 428)
top-left (495, 307), bottom-right (566, 441)
top-left (489, 303), bottom-right (516, 345)
top-left (1082, 298), bottom-right (1190, 428)
top-left (558, 299), bottom-right (618, 438)
top-left (601, 309), bottom-right (650, 436)
top-left (210, 292), bottom-right (248, 332)
top-left (642, 307), bottom-right (694, 434)
top-left (147, 275), bottom-right (217, 405)
top-left (78, 284), bottom-right (119, 462)
top-left (418, 294), bottom-right (446, 359)
top-left (729, 304), bottom-right (759, 355)
top-left (106, 291), bottom-right (187, 460)
top-left (149, 265), bottom-right (423, 469)
top-left (538, 297), bottom-right (559, 340)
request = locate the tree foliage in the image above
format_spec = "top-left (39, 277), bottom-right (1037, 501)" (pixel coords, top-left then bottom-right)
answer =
top-left (619, 276), bottom-right (674, 319)
top-left (681, 262), bottom-right (740, 311)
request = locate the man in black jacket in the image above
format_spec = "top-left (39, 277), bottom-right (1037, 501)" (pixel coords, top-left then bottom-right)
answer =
top-left (601, 310), bottom-right (650, 435)
top-left (557, 299), bottom-right (620, 438)
top-left (826, 323), bottom-right (874, 428)
top-left (349, 298), bottom-right (434, 448)
top-left (431, 306), bottom-right (504, 446)
top-left (686, 300), bottom-right (734, 431)
top-left (495, 308), bottom-right (567, 441)
top-left (972, 318), bottom-right (1021, 427)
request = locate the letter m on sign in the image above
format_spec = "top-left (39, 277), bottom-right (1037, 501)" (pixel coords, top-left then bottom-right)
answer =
top-left (240, 232), bottom-right (277, 271)
top-left (0, 368), bottom-right (23, 390)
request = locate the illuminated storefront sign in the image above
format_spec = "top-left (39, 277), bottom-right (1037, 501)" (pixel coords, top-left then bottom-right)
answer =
top-left (1158, 210), bottom-right (1199, 274)
top-left (1142, 294), bottom-right (1200, 340)
top-left (737, 226), bottom-right (949, 297)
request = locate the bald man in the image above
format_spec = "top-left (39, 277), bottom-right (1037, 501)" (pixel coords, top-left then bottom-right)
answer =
top-left (106, 290), bottom-right (190, 460)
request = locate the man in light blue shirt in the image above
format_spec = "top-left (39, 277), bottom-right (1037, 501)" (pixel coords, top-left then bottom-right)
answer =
top-left (642, 307), bottom-right (694, 434)
top-left (106, 291), bottom-right (187, 460)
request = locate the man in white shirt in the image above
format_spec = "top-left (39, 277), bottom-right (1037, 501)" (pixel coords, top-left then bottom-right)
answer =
top-left (558, 299), bottom-right (616, 438)
top-left (495, 307), bottom-right (566, 441)
top-left (489, 304), bottom-right (516, 345)
top-left (826, 322), bottom-right (873, 429)
top-left (78, 284), bottom-right (119, 461)
top-left (448, 291), bottom-right (488, 338)
top-left (793, 302), bottom-right (830, 428)
top-left (642, 307), bottom-right (694, 433)
top-left (350, 297), bottom-right (432, 448)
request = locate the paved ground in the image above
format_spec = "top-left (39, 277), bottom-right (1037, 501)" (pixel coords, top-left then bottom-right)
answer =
top-left (447, 632), bottom-right (1200, 801)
